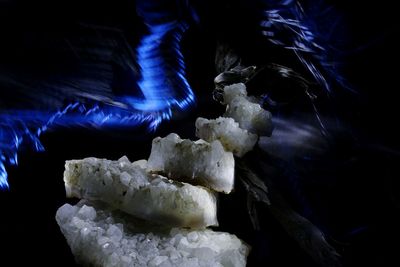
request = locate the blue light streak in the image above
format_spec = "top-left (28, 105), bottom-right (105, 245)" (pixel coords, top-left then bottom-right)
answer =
top-left (130, 20), bottom-right (194, 112)
top-left (1, 14), bottom-right (195, 189)
top-left (0, 102), bottom-right (174, 189)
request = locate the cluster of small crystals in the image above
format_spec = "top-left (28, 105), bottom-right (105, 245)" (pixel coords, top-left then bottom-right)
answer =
top-left (64, 156), bottom-right (218, 228)
top-left (55, 83), bottom-right (272, 267)
top-left (56, 201), bottom-right (249, 267)
top-left (147, 133), bottom-right (235, 193)
top-left (195, 117), bottom-right (258, 157)
top-left (195, 83), bottom-right (272, 158)
top-left (222, 83), bottom-right (273, 137)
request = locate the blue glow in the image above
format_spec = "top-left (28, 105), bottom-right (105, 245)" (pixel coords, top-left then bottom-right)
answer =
top-left (0, 16), bottom-right (195, 189)
top-left (129, 20), bottom-right (194, 112)
top-left (0, 102), bottom-right (176, 189)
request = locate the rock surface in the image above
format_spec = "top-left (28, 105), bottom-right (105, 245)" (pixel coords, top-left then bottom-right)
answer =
top-left (64, 156), bottom-right (218, 228)
top-left (56, 200), bottom-right (250, 267)
top-left (147, 133), bottom-right (235, 193)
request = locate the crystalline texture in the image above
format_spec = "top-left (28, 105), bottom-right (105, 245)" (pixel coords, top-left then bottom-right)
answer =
top-left (222, 83), bottom-right (248, 105)
top-left (147, 133), bottom-right (235, 193)
top-left (222, 83), bottom-right (273, 136)
top-left (64, 156), bottom-right (218, 228)
top-left (56, 200), bottom-right (250, 267)
top-left (195, 117), bottom-right (258, 157)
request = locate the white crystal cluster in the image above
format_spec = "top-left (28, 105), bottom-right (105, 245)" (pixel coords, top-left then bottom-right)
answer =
top-left (195, 83), bottom-right (272, 158)
top-left (56, 200), bottom-right (249, 267)
top-left (195, 117), bottom-right (258, 157)
top-left (222, 83), bottom-right (272, 136)
top-left (147, 133), bottom-right (235, 193)
top-left (64, 156), bottom-right (218, 228)
top-left (222, 83), bottom-right (248, 105)
top-left (56, 81), bottom-right (273, 266)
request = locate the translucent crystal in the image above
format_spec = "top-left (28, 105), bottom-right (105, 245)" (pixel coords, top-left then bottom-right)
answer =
top-left (147, 133), bottom-right (235, 193)
top-left (195, 117), bottom-right (258, 157)
top-left (222, 83), bottom-right (273, 136)
top-left (64, 157), bottom-right (218, 228)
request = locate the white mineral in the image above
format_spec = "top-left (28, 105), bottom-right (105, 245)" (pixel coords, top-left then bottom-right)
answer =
top-left (56, 200), bottom-right (250, 267)
top-left (195, 117), bottom-right (258, 157)
top-left (222, 83), bottom-right (273, 136)
top-left (147, 133), bottom-right (235, 193)
top-left (64, 156), bottom-right (218, 228)
top-left (222, 83), bottom-right (248, 105)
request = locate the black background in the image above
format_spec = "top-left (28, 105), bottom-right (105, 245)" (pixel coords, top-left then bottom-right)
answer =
top-left (1, 0), bottom-right (399, 266)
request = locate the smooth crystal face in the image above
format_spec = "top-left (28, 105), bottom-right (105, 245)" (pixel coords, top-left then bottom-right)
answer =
top-left (56, 200), bottom-right (250, 267)
top-left (64, 157), bottom-right (218, 228)
top-left (195, 117), bottom-right (258, 157)
top-left (147, 133), bottom-right (235, 193)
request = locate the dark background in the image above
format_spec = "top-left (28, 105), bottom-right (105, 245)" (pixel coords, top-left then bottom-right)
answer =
top-left (1, 0), bottom-right (399, 266)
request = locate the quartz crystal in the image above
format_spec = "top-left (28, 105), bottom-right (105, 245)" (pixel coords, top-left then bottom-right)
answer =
top-left (222, 83), bottom-right (273, 136)
top-left (195, 117), bottom-right (258, 157)
top-left (56, 200), bottom-right (250, 267)
top-left (147, 133), bottom-right (235, 193)
top-left (64, 156), bottom-right (218, 228)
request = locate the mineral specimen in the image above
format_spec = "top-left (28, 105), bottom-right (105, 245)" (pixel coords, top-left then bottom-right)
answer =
top-left (56, 200), bottom-right (250, 267)
top-left (195, 117), bottom-right (258, 157)
top-left (64, 156), bottom-right (218, 228)
top-left (222, 83), bottom-right (273, 136)
top-left (147, 133), bottom-right (235, 193)
top-left (221, 83), bottom-right (248, 105)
